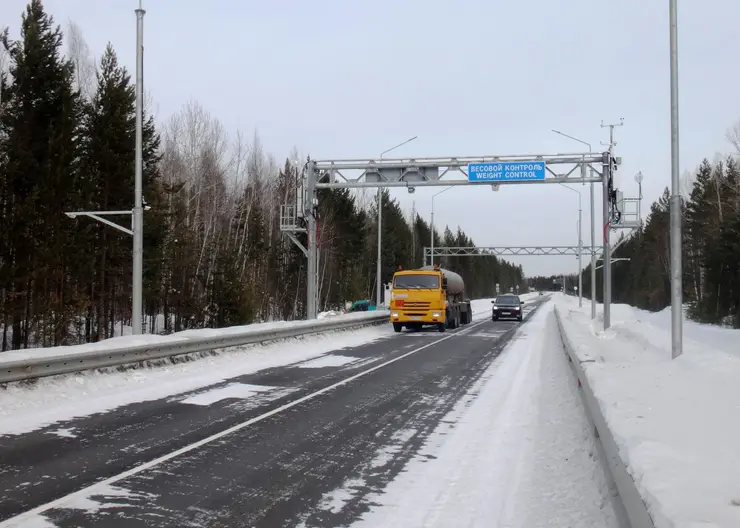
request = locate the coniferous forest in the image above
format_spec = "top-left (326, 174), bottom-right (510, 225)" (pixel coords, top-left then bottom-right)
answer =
top-left (562, 155), bottom-right (740, 328)
top-left (595, 156), bottom-right (740, 327)
top-left (0, 2), bottom-right (525, 350)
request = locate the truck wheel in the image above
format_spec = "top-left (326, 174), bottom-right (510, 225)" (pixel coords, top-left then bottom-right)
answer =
top-left (438, 323), bottom-right (446, 332)
top-left (393, 323), bottom-right (403, 333)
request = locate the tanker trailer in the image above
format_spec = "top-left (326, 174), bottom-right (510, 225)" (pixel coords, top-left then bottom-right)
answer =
top-left (389, 265), bottom-right (472, 333)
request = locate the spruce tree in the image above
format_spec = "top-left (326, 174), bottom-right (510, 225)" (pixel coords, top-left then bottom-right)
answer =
top-left (79, 43), bottom-right (164, 338)
top-left (1, 0), bottom-right (81, 347)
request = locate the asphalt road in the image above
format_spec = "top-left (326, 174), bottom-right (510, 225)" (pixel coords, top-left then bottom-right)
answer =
top-left (1, 297), bottom-right (547, 527)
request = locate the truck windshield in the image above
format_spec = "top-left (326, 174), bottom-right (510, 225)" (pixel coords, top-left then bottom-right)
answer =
top-left (393, 274), bottom-right (440, 289)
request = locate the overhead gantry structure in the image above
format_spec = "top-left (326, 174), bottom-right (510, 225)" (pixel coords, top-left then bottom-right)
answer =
top-left (279, 149), bottom-right (637, 330)
top-left (424, 246), bottom-right (599, 259)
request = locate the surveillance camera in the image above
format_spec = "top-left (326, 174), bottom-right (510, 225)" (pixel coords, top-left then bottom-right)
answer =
top-left (407, 186), bottom-right (416, 194)
top-left (144, 205), bottom-right (152, 211)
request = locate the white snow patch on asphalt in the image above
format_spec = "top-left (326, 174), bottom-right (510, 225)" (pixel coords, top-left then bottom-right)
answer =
top-left (14, 485), bottom-right (160, 526)
top-left (68, 484), bottom-right (156, 515)
top-left (295, 354), bottom-right (361, 368)
top-left (0, 326), bottom-right (391, 436)
top-left (318, 478), bottom-right (365, 514)
top-left (179, 382), bottom-right (278, 406)
top-left (369, 427), bottom-right (420, 470)
top-left (47, 427), bottom-right (77, 439)
top-left (351, 303), bottom-right (617, 528)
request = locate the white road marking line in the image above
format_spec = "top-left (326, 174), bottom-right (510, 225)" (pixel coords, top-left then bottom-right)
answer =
top-left (2, 317), bottom-right (491, 525)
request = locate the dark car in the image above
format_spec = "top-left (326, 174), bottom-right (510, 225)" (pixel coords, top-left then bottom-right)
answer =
top-left (491, 294), bottom-right (524, 321)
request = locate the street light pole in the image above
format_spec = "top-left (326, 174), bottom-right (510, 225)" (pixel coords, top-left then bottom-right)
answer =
top-left (63, 3), bottom-right (147, 335)
top-left (552, 129), bottom-right (596, 318)
top-left (577, 214), bottom-right (582, 306)
top-left (377, 136), bottom-right (417, 306)
top-left (132, 1), bottom-right (145, 334)
top-left (430, 187), bottom-right (452, 266)
top-left (669, 0), bottom-right (683, 358)
top-left (560, 183), bottom-right (583, 308)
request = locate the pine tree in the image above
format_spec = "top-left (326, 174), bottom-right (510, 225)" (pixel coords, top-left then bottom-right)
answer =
top-left (1, 0), bottom-right (82, 347)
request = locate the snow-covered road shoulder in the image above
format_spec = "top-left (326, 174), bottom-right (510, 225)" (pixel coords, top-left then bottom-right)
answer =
top-left (554, 294), bottom-right (740, 528)
top-left (352, 301), bottom-right (617, 528)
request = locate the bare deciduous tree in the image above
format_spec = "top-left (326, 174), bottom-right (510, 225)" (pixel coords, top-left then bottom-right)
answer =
top-left (727, 119), bottom-right (740, 155)
top-left (66, 20), bottom-right (95, 99)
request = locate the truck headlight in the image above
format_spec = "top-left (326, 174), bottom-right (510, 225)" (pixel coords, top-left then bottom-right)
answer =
top-left (432, 312), bottom-right (441, 317)
top-left (391, 312), bottom-right (399, 317)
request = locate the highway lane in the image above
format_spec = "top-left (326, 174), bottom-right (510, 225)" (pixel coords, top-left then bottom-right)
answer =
top-left (1, 298), bottom-right (546, 527)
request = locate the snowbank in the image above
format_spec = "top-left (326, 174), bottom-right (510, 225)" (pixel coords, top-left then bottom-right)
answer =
top-left (0, 309), bottom-right (388, 365)
top-left (554, 293), bottom-right (740, 528)
top-left (317, 310), bottom-right (344, 319)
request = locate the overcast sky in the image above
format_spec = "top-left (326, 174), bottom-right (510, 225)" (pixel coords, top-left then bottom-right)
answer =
top-left (3, 0), bottom-right (740, 277)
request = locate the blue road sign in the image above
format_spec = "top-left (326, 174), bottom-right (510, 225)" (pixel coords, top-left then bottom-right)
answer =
top-left (467, 161), bottom-right (547, 182)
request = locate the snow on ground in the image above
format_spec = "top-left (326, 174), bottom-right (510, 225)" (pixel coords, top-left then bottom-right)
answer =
top-left (0, 310), bottom-right (388, 365)
top-left (555, 293), bottom-right (740, 528)
top-left (348, 302), bottom-right (618, 528)
top-left (317, 310), bottom-right (344, 319)
top-left (0, 325), bottom-right (391, 436)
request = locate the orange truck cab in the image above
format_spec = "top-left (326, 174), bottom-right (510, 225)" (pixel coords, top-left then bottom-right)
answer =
top-left (389, 265), bottom-right (472, 333)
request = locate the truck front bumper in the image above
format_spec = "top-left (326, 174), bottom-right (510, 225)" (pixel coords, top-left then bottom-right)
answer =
top-left (390, 310), bottom-right (444, 325)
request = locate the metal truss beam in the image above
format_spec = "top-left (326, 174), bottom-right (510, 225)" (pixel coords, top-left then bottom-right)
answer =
top-left (285, 232), bottom-right (308, 257)
top-left (424, 246), bottom-right (601, 257)
top-left (313, 152), bottom-right (608, 189)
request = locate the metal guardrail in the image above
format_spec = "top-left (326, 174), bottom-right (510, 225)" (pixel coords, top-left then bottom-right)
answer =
top-left (554, 306), bottom-right (655, 528)
top-left (0, 312), bottom-right (389, 384)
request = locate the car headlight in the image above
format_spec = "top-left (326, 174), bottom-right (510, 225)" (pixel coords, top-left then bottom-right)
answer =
top-left (391, 312), bottom-right (399, 317)
top-left (432, 312), bottom-right (441, 317)
top-left (492, 305), bottom-right (498, 309)
top-left (514, 306), bottom-right (520, 310)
